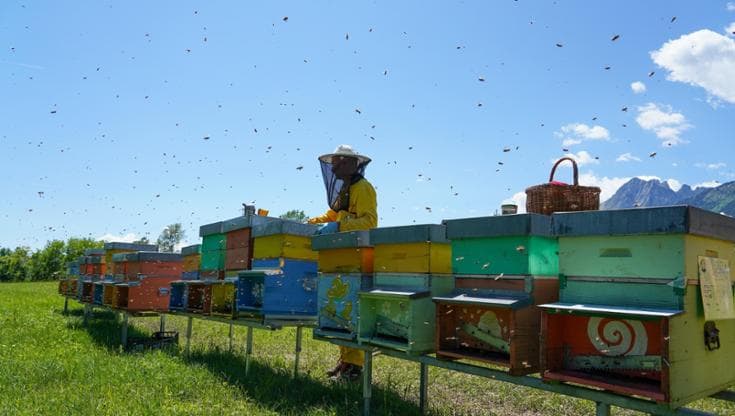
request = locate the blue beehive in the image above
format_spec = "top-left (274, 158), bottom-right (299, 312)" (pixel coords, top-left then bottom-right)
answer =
top-left (169, 281), bottom-right (188, 311)
top-left (315, 273), bottom-right (373, 339)
top-left (235, 258), bottom-right (318, 321)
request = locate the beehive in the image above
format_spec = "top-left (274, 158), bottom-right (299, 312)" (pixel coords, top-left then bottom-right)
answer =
top-left (312, 230), bottom-right (374, 274)
top-left (358, 273), bottom-right (454, 354)
top-left (235, 258), bottom-right (318, 321)
top-left (111, 252), bottom-right (182, 312)
top-left (371, 224), bottom-right (451, 274)
top-left (168, 281), bottom-right (188, 311)
top-left (252, 220), bottom-right (319, 261)
top-left (433, 214), bottom-right (559, 374)
top-left (102, 281), bottom-right (116, 306)
top-left (200, 221), bottom-right (226, 273)
top-left (185, 279), bottom-right (237, 315)
top-left (123, 252), bottom-right (182, 280)
top-left (104, 242), bottom-right (157, 275)
top-left (181, 244), bottom-right (201, 272)
top-left (540, 206), bottom-right (735, 407)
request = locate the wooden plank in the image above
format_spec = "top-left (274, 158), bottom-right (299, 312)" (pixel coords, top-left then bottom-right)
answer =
top-left (443, 213), bottom-right (552, 239)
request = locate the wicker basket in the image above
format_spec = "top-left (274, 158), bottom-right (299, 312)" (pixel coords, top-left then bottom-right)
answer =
top-left (525, 157), bottom-right (601, 215)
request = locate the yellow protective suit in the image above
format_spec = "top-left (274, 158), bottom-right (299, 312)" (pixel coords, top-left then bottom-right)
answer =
top-left (309, 177), bottom-right (377, 366)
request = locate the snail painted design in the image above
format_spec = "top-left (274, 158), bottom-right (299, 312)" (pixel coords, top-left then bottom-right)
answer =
top-left (586, 317), bottom-right (648, 356)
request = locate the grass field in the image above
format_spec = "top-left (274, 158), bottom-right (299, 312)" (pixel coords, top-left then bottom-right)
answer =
top-left (0, 282), bottom-right (733, 416)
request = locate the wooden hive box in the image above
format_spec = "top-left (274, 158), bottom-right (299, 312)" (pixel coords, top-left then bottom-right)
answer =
top-left (358, 273), bottom-right (454, 354)
top-left (168, 281), bottom-right (189, 311)
top-left (540, 206), bottom-right (735, 407)
top-left (370, 224), bottom-right (451, 274)
top-left (251, 220), bottom-right (319, 261)
top-left (185, 280), bottom-right (236, 315)
top-left (434, 276), bottom-right (558, 375)
top-left (113, 276), bottom-right (178, 312)
top-left (432, 214), bottom-right (559, 374)
top-left (443, 214), bottom-right (557, 276)
top-left (124, 252), bottom-right (183, 280)
top-left (315, 273), bottom-right (373, 340)
top-left (104, 242), bottom-right (157, 274)
top-left (58, 279), bottom-right (67, 295)
top-left (102, 281), bottom-right (116, 306)
top-left (66, 279), bottom-right (78, 297)
top-left (92, 281), bottom-right (106, 305)
top-left (312, 230), bottom-right (374, 274)
top-left (235, 258), bottom-right (318, 321)
top-left (199, 221), bottom-right (227, 273)
top-left (181, 244), bottom-right (201, 272)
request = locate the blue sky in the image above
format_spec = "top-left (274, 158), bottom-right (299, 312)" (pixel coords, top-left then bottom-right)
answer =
top-left (2, 1), bottom-right (735, 249)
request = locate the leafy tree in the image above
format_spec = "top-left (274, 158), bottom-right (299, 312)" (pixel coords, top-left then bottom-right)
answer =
top-left (0, 247), bottom-right (30, 282)
top-left (65, 237), bottom-right (103, 264)
top-left (157, 223), bottom-right (185, 253)
top-left (279, 209), bottom-right (309, 223)
top-left (28, 240), bottom-right (66, 281)
top-left (133, 236), bottom-right (150, 244)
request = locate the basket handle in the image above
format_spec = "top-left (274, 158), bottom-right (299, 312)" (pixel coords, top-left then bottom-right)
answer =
top-left (549, 157), bottom-right (579, 185)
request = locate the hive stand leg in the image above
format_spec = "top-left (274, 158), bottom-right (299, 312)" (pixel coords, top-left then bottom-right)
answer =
top-left (419, 362), bottom-right (429, 415)
top-left (228, 323), bottom-right (234, 353)
top-left (63, 297), bottom-right (69, 315)
top-left (595, 402), bottom-right (611, 416)
top-left (159, 314), bottom-right (166, 333)
top-left (245, 326), bottom-right (254, 376)
top-left (363, 350), bottom-right (373, 416)
top-left (121, 313), bottom-right (129, 347)
top-left (293, 326), bottom-right (303, 378)
top-left (185, 317), bottom-right (193, 356)
top-left (83, 304), bottom-right (90, 325)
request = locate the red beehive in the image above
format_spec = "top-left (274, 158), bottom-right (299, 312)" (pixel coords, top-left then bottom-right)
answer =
top-left (112, 276), bottom-right (179, 312)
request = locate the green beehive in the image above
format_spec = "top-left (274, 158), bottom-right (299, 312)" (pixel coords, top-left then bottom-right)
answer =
top-left (199, 221), bottom-right (226, 272)
top-left (541, 206), bottom-right (735, 407)
top-left (443, 214), bottom-right (557, 276)
top-left (358, 273), bottom-right (453, 354)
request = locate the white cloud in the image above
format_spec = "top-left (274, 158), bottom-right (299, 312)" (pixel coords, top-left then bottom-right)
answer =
top-left (631, 81), bottom-right (647, 94)
top-left (695, 162), bottom-right (727, 170)
top-left (728, 2), bottom-right (735, 11)
top-left (635, 103), bottom-right (691, 146)
top-left (651, 29), bottom-right (735, 103)
top-left (554, 150), bottom-right (599, 166)
top-left (505, 192), bottom-right (527, 214)
top-left (726, 22), bottom-right (735, 36)
top-left (577, 173), bottom-right (631, 202)
top-left (695, 181), bottom-right (720, 189)
top-left (616, 152), bottom-right (641, 162)
top-left (96, 233), bottom-right (139, 243)
top-left (555, 123), bottom-right (610, 147)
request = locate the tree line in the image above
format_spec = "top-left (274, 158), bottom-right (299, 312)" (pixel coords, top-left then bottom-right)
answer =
top-left (0, 223), bottom-right (186, 283)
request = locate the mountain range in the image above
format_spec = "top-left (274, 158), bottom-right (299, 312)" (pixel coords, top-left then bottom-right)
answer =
top-left (602, 178), bottom-right (735, 217)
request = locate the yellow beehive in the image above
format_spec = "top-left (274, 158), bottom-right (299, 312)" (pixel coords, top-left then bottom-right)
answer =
top-left (253, 234), bottom-right (317, 261)
top-left (373, 242), bottom-right (451, 274)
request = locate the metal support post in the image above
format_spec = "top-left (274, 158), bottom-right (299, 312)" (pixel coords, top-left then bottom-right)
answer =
top-left (419, 362), bottom-right (429, 415)
top-left (228, 322), bottom-right (234, 352)
top-left (83, 303), bottom-right (90, 325)
top-left (595, 402), bottom-right (611, 416)
top-left (63, 297), bottom-right (69, 315)
top-left (121, 313), bottom-right (129, 347)
top-left (159, 314), bottom-right (166, 333)
top-left (294, 326), bottom-right (303, 378)
top-left (185, 317), bottom-right (193, 356)
top-left (363, 350), bottom-right (373, 416)
top-left (245, 326), bottom-right (254, 376)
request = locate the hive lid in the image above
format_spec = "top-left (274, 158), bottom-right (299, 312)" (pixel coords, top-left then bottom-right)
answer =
top-left (123, 251), bottom-right (182, 262)
top-left (443, 214), bottom-right (552, 239)
top-left (87, 257), bottom-right (105, 264)
top-left (252, 219), bottom-right (319, 238)
top-left (433, 292), bottom-right (530, 309)
top-left (221, 215), bottom-right (280, 233)
top-left (181, 244), bottom-right (201, 256)
top-left (369, 224), bottom-right (447, 245)
top-left (199, 221), bottom-right (224, 237)
top-left (103, 242), bottom-right (158, 251)
top-left (552, 205), bottom-right (735, 241)
top-left (311, 230), bottom-right (371, 250)
top-left (361, 288), bottom-right (431, 299)
top-left (84, 248), bottom-right (104, 256)
top-left (538, 302), bottom-right (683, 318)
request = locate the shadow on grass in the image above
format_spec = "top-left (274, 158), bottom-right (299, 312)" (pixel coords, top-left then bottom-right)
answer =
top-left (64, 307), bottom-right (154, 351)
top-left (188, 348), bottom-right (424, 416)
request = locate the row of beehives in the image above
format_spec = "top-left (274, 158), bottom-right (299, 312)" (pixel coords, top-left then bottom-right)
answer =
top-left (310, 206), bottom-right (735, 408)
top-left (58, 206), bottom-right (735, 408)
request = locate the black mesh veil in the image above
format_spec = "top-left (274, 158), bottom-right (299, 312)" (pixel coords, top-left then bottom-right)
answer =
top-left (320, 158), bottom-right (369, 211)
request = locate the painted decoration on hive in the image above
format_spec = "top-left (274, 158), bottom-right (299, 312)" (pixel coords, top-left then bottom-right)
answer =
top-left (586, 317), bottom-right (648, 356)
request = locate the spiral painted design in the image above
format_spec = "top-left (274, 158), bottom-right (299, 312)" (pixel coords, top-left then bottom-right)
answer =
top-left (586, 317), bottom-right (648, 356)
